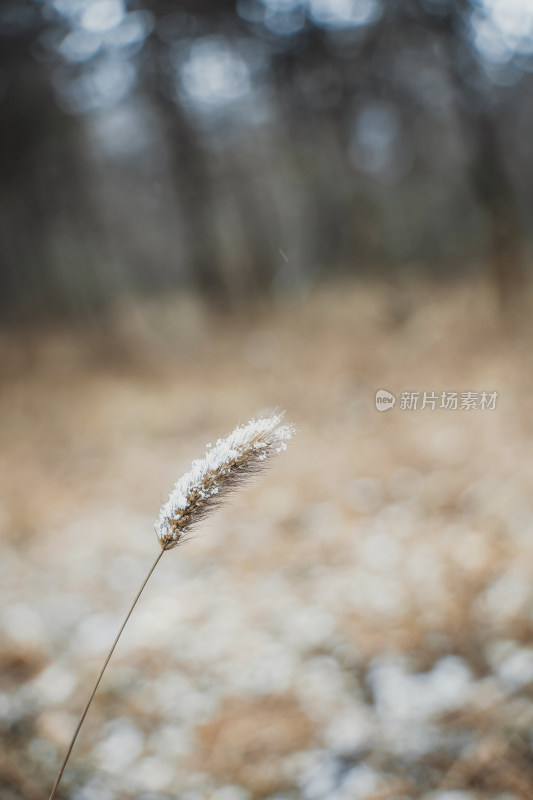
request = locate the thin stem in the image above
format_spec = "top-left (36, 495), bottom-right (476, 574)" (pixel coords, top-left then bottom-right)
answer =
top-left (48, 546), bottom-right (168, 800)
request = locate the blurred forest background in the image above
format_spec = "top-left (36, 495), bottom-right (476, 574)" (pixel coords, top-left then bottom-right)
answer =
top-left (1, 0), bottom-right (533, 317)
top-left (4, 2), bottom-right (533, 800)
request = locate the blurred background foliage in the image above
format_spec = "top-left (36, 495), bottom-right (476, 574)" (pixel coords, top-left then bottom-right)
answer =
top-left (1, 0), bottom-right (533, 320)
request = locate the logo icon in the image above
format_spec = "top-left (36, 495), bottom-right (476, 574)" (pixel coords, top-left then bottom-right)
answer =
top-left (375, 389), bottom-right (396, 411)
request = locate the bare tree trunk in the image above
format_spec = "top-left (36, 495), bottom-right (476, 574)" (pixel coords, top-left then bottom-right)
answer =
top-left (153, 92), bottom-right (229, 306)
top-left (468, 112), bottom-right (525, 316)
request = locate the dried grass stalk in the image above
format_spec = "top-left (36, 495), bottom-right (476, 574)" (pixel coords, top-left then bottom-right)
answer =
top-left (48, 411), bottom-right (295, 800)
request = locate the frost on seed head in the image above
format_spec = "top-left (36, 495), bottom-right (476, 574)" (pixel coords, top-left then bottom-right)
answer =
top-left (155, 412), bottom-right (296, 549)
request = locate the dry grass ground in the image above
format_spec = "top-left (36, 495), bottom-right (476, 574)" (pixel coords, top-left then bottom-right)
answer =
top-left (2, 279), bottom-right (533, 800)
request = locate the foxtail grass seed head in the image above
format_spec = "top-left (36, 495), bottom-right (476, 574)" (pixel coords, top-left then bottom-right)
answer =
top-left (155, 412), bottom-right (296, 549)
top-left (48, 413), bottom-right (296, 800)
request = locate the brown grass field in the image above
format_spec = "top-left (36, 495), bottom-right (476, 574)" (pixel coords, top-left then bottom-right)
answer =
top-left (2, 280), bottom-right (533, 800)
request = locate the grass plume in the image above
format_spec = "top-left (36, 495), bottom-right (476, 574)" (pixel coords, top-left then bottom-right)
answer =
top-left (155, 411), bottom-right (295, 549)
top-left (48, 411), bottom-right (295, 800)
